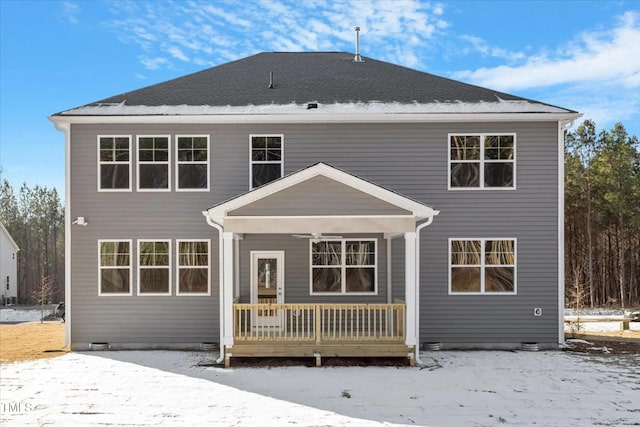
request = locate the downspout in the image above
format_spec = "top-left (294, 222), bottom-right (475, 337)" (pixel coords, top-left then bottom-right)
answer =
top-left (414, 214), bottom-right (437, 366)
top-left (53, 120), bottom-right (71, 350)
top-left (203, 212), bottom-right (225, 364)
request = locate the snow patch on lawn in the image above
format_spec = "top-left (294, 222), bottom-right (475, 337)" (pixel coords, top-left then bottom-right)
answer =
top-left (0, 308), bottom-right (52, 322)
top-left (1, 350), bottom-right (638, 426)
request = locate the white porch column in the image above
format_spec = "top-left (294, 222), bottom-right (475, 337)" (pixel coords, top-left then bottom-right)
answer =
top-left (404, 232), bottom-right (417, 347)
top-left (222, 232), bottom-right (235, 346)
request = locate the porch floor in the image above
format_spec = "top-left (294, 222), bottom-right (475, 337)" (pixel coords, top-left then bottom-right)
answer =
top-left (226, 342), bottom-right (414, 367)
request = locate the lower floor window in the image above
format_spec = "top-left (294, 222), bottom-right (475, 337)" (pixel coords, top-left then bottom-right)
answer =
top-left (138, 240), bottom-right (171, 295)
top-left (450, 238), bottom-right (516, 294)
top-left (98, 239), bottom-right (209, 296)
top-left (177, 240), bottom-right (210, 295)
top-left (99, 240), bottom-right (132, 295)
top-left (311, 239), bottom-right (376, 294)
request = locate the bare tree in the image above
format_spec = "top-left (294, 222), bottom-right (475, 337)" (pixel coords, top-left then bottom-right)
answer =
top-left (32, 276), bottom-right (54, 323)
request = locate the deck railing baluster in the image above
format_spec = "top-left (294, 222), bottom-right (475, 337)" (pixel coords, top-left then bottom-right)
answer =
top-left (232, 303), bottom-right (406, 344)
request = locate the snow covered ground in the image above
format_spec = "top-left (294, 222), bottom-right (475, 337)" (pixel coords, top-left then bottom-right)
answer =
top-left (0, 308), bottom-right (52, 323)
top-left (1, 350), bottom-right (638, 426)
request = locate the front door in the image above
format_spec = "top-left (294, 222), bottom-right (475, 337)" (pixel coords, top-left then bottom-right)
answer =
top-left (250, 251), bottom-right (284, 329)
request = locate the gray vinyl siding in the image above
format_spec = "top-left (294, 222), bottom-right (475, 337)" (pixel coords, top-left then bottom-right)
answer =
top-left (69, 121), bottom-right (559, 347)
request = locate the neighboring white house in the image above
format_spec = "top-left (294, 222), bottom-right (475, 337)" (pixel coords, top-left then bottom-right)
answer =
top-left (0, 222), bottom-right (19, 305)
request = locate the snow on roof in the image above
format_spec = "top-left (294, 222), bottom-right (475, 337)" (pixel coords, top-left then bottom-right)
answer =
top-left (59, 98), bottom-right (569, 116)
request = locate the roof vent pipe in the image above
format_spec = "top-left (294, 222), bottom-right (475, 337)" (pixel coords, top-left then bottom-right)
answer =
top-left (268, 71), bottom-right (274, 89)
top-left (354, 27), bottom-right (363, 62)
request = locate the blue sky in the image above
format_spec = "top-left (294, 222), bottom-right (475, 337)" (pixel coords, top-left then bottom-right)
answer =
top-left (1, 0), bottom-right (638, 198)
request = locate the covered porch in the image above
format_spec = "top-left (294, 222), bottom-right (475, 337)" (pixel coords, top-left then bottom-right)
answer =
top-left (203, 163), bottom-right (438, 366)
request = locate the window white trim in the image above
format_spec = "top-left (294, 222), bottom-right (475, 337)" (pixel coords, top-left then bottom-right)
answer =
top-left (175, 135), bottom-right (210, 192)
top-left (176, 239), bottom-right (211, 296)
top-left (136, 135), bottom-right (171, 192)
top-left (309, 238), bottom-right (378, 296)
top-left (97, 135), bottom-right (132, 192)
top-left (447, 133), bottom-right (516, 190)
top-left (448, 238), bottom-right (517, 295)
top-left (137, 239), bottom-right (172, 296)
top-left (98, 239), bottom-right (133, 296)
top-left (249, 134), bottom-right (284, 190)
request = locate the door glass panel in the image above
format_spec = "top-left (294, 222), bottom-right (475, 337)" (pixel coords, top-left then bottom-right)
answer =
top-left (257, 258), bottom-right (277, 305)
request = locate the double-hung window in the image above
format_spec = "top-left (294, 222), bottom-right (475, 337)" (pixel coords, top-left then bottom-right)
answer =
top-left (177, 240), bottom-right (210, 295)
top-left (137, 136), bottom-right (170, 191)
top-left (311, 239), bottom-right (376, 294)
top-left (250, 135), bottom-right (283, 189)
top-left (98, 240), bottom-right (132, 295)
top-left (449, 134), bottom-right (515, 189)
top-left (98, 136), bottom-right (131, 191)
top-left (176, 135), bottom-right (209, 191)
top-left (138, 240), bottom-right (171, 295)
top-left (449, 239), bottom-right (516, 294)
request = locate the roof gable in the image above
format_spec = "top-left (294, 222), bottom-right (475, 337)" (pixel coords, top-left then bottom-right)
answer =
top-left (229, 175), bottom-right (412, 217)
top-left (205, 163), bottom-right (438, 222)
top-left (0, 222), bottom-right (20, 251)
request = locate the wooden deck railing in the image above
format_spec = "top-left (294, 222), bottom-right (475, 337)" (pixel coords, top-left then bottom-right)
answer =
top-left (233, 303), bottom-right (406, 344)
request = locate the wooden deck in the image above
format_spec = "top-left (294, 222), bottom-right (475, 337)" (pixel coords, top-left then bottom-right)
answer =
top-left (228, 303), bottom-right (413, 366)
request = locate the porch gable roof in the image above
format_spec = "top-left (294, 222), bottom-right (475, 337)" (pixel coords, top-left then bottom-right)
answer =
top-left (204, 163), bottom-right (438, 233)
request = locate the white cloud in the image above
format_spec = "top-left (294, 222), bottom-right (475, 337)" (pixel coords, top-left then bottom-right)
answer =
top-left (199, 4), bottom-right (252, 29)
top-left (167, 46), bottom-right (189, 62)
top-left (459, 35), bottom-right (524, 62)
top-left (452, 11), bottom-right (640, 91)
top-left (61, 1), bottom-right (80, 24)
top-left (140, 56), bottom-right (170, 70)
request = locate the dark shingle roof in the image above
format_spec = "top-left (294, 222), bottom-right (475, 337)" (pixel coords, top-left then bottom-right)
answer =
top-left (57, 52), bottom-right (576, 114)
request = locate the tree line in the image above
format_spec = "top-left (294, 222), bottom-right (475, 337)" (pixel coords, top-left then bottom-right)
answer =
top-left (565, 120), bottom-right (640, 308)
top-left (1, 180), bottom-right (64, 304)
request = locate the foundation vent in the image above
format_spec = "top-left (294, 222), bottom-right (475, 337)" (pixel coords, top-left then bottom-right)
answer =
top-left (90, 342), bottom-right (110, 351)
top-left (422, 342), bottom-right (443, 351)
top-left (200, 342), bottom-right (217, 351)
top-left (521, 342), bottom-right (539, 351)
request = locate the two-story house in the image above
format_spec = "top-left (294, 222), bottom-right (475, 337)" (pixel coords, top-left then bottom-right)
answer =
top-left (50, 52), bottom-right (580, 366)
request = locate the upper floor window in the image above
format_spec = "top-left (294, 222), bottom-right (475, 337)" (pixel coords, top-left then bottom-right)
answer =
top-left (449, 238), bottom-right (516, 294)
top-left (250, 135), bottom-right (283, 189)
top-left (176, 135), bottom-right (209, 191)
top-left (98, 240), bottom-right (132, 295)
top-left (449, 134), bottom-right (515, 189)
top-left (98, 136), bottom-right (131, 191)
top-left (138, 240), bottom-right (171, 295)
top-left (137, 136), bottom-right (170, 191)
top-left (310, 239), bottom-right (377, 295)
